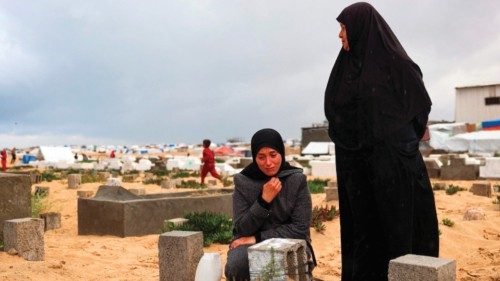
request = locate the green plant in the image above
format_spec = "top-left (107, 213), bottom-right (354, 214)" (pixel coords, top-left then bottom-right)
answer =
top-left (215, 158), bottom-right (225, 163)
top-left (311, 205), bottom-right (337, 233)
top-left (307, 178), bottom-right (329, 194)
top-left (81, 172), bottom-right (102, 184)
top-left (171, 170), bottom-right (198, 179)
top-left (442, 218), bottom-right (454, 227)
top-left (259, 248), bottom-right (279, 281)
top-left (31, 193), bottom-right (51, 218)
top-left (142, 177), bottom-right (163, 185)
top-left (432, 183), bottom-right (446, 191)
top-left (41, 171), bottom-right (60, 182)
top-left (445, 184), bottom-right (465, 195)
top-left (178, 180), bottom-right (207, 189)
top-left (162, 212), bottom-right (233, 246)
top-left (151, 169), bottom-right (169, 177)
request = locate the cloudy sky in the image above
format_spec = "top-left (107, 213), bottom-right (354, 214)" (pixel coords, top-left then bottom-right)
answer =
top-left (1, 1), bottom-right (499, 147)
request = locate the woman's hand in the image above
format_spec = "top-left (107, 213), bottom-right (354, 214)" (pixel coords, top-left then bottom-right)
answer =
top-left (262, 177), bottom-right (282, 203)
top-left (229, 236), bottom-right (256, 250)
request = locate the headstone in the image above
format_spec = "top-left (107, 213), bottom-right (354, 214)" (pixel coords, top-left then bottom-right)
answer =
top-left (39, 212), bottom-right (61, 231)
top-left (441, 157), bottom-right (479, 180)
top-left (248, 238), bottom-right (311, 281)
top-left (388, 254), bottom-right (456, 281)
top-left (463, 208), bottom-right (486, 221)
top-left (34, 186), bottom-right (50, 198)
top-left (77, 190), bottom-right (94, 198)
top-left (106, 177), bottom-right (122, 186)
top-left (3, 218), bottom-right (45, 261)
top-left (122, 174), bottom-right (136, 183)
top-left (160, 179), bottom-right (175, 189)
top-left (128, 188), bottom-right (145, 196)
top-left (30, 173), bottom-right (42, 185)
top-left (0, 174), bottom-right (31, 240)
top-left (325, 187), bottom-right (338, 201)
top-left (68, 174), bottom-right (81, 189)
top-left (309, 160), bottom-right (336, 178)
top-left (158, 231), bottom-right (204, 281)
top-left (469, 182), bottom-right (492, 198)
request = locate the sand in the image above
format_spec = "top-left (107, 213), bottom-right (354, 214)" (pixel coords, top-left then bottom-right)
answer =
top-left (0, 178), bottom-right (499, 281)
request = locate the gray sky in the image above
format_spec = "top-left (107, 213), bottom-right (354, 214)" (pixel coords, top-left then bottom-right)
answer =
top-left (1, 1), bottom-right (499, 147)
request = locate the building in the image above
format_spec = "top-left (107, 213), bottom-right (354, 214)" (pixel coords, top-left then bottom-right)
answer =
top-left (301, 122), bottom-right (330, 148)
top-left (455, 83), bottom-right (500, 123)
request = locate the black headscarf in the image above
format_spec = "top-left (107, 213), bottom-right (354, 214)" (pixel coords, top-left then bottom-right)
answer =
top-left (324, 2), bottom-right (431, 149)
top-left (240, 128), bottom-right (301, 181)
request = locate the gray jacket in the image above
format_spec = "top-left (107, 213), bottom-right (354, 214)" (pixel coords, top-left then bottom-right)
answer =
top-left (232, 169), bottom-right (312, 242)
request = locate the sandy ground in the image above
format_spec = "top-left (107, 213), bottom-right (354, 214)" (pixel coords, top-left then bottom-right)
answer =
top-left (0, 177), bottom-right (499, 281)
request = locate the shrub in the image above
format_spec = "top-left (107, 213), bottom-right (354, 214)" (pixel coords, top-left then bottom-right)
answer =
top-left (445, 184), bottom-right (466, 195)
top-left (311, 205), bottom-right (337, 233)
top-left (178, 180), bottom-right (206, 189)
top-left (142, 177), bottom-right (163, 185)
top-left (432, 183), bottom-right (446, 191)
top-left (308, 178), bottom-right (329, 194)
top-left (31, 193), bottom-right (51, 218)
top-left (442, 218), bottom-right (454, 227)
top-left (162, 212), bottom-right (233, 246)
top-left (151, 170), bottom-right (169, 177)
top-left (41, 171), bottom-right (60, 182)
top-left (81, 172), bottom-right (102, 184)
top-left (171, 170), bottom-right (198, 179)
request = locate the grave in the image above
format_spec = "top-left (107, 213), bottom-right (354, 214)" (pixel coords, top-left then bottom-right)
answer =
top-left (0, 174), bottom-right (31, 240)
top-left (463, 208), bottom-right (486, 221)
top-left (161, 179), bottom-right (176, 189)
top-left (440, 157), bottom-right (479, 180)
top-left (158, 231), bottom-right (203, 281)
top-left (388, 254), bottom-right (455, 281)
top-left (68, 174), bottom-right (81, 189)
top-left (248, 238), bottom-right (311, 281)
top-left (3, 218), bottom-right (45, 261)
top-left (78, 186), bottom-right (233, 237)
top-left (39, 212), bottom-right (61, 231)
top-left (469, 182), bottom-right (492, 198)
top-left (479, 157), bottom-right (500, 178)
top-left (77, 190), bottom-right (94, 198)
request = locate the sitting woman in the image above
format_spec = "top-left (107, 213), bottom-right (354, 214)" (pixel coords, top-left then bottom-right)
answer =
top-left (225, 128), bottom-right (315, 281)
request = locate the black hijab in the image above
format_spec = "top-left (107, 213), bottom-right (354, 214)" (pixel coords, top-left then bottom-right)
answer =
top-left (240, 128), bottom-right (301, 181)
top-left (324, 2), bottom-right (431, 149)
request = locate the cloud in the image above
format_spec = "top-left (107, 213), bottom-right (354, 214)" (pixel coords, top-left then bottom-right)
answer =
top-left (0, 1), bottom-right (499, 145)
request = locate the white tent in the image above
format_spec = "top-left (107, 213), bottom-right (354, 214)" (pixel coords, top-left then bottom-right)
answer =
top-left (301, 142), bottom-right (335, 155)
top-left (444, 131), bottom-right (500, 153)
top-left (39, 146), bottom-right (75, 164)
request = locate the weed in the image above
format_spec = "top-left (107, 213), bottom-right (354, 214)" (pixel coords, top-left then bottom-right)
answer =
top-left (162, 212), bottom-right (233, 246)
top-left (442, 218), bottom-right (454, 227)
top-left (178, 180), bottom-right (206, 189)
top-left (308, 178), bottom-right (329, 194)
top-left (311, 205), bottom-right (337, 233)
top-left (142, 177), bottom-right (163, 185)
top-left (432, 183), bottom-right (446, 191)
top-left (445, 184), bottom-right (465, 195)
top-left (31, 193), bottom-right (51, 218)
top-left (41, 171), bottom-right (60, 182)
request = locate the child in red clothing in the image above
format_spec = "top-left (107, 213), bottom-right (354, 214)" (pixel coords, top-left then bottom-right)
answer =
top-left (1, 148), bottom-right (7, 172)
top-left (200, 139), bottom-right (221, 184)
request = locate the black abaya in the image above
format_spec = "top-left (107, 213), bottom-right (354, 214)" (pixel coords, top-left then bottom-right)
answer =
top-left (324, 3), bottom-right (439, 281)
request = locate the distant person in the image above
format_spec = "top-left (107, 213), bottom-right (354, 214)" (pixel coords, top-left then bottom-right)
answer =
top-left (1, 148), bottom-right (7, 172)
top-left (200, 139), bottom-right (221, 184)
top-left (10, 148), bottom-right (16, 165)
top-left (225, 128), bottom-right (315, 280)
top-left (74, 153), bottom-right (78, 160)
top-left (324, 3), bottom-right (439, 280)
top-left (110, 150), bottom-right (116, 158)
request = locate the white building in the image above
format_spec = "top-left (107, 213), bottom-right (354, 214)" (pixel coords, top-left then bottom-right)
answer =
top-left (455, 83), bottom-right (500, 123)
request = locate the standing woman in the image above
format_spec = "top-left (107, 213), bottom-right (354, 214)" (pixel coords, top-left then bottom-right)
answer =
top-left (324, 3), bottom-right (439, 281)
top-left (225, 128), bottom-right (315, 281)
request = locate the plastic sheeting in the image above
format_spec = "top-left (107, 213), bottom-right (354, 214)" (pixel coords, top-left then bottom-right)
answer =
top-left (39, 146), bottom-right (75, 164)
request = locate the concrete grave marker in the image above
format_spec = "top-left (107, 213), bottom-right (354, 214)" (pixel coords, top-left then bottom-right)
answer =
top-left (0, 174), bottom-right (31, 239)
top-left (388, 254), bottom-right (456, 281)
top-left (68, 174), bottom-right (81, 189)
top-left (39, 212), bottom-right (61, 231)
top-left (3, 218), bottom-right (45, 261)
top-left (158, 231), bottom-right (203, 281)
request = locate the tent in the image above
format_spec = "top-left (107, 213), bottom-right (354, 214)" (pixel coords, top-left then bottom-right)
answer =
top-left (39, 146), bottom-right (75, 164)
top-left (301, 142), bottom-right (335, 155)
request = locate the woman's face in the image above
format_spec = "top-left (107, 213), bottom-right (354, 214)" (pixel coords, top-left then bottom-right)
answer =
top-left (255, 147), bottom-right (282, 177)
top-left (339, 23), bottom-right (350, 51)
